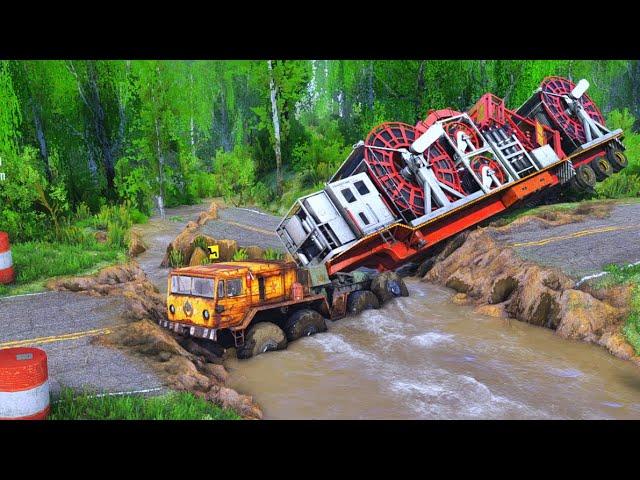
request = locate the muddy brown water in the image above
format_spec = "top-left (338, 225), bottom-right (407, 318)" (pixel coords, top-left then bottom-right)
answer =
top-left (226, 279), bottom-right (640, 419)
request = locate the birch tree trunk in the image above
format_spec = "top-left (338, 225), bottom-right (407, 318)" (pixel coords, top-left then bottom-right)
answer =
top-left (268, 60), bottom-right (283, 195)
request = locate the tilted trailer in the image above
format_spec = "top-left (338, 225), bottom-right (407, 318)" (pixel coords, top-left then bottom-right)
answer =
top-left (277, 76), bottom-right (627, 276)
top-left (162, 76), bottom-right (628, 358)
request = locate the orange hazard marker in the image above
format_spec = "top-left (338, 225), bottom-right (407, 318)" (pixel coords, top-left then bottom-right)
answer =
top-left (0, 348), bottom-right (50, 420)
top-left (0, 231), bottom-right (15, 284)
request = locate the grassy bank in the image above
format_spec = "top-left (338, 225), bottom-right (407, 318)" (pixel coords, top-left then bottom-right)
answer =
top-left (50, 388), bottom-right (241, 420)
top-left (0, 241), bottom-right (126, 297)
top-left (596, 263), bottom-right (640, 355)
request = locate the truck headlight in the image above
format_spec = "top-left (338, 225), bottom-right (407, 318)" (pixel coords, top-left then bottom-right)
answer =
top-left (169, 304), bottom-right (175, 314)
top-left (203, 309), bottom-right (210, 320)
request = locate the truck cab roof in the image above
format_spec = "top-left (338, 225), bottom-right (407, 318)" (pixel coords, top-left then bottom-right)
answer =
top-left (171, 260), bottom-right (297, 279)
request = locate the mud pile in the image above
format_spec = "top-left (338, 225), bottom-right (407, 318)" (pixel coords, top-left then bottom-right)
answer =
top-left (48, 262), bottom-right (262, 419)
top-left (489, 201), bottom-right (613, 229)
top-left (418, 227), bottom-right (639, 364)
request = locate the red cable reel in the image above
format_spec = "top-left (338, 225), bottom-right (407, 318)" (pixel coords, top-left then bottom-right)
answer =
top-left (539, 76), bottom-right (605, 145)
top-left (364, 122), bottom-right (463, 218)
top-left (469, 155), bottom-right (507, 188)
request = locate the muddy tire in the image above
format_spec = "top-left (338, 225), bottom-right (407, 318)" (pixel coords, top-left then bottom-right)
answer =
top-left (370, 271), bottom-right (409, 304)
top-left (575, 164), bottom-right (597, 190)
top-left (284, 309), bottom-right (327, 341)
top-left (590, 156), bottom-right (613, 181)
top-left (347, 290), bottom-right (381, 314)
top-left (236, 322), bottom-right (287, 359)
top-left (607, 148), bottom-right (628, 172)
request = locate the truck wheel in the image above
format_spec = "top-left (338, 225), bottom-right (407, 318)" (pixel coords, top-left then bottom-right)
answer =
top-left (371, 271), bottom-right (410, 303)
top-left (590, 156), bottom-right (613, 181)
top-left (284, 309), bottom-right (327, 342)
top-left (347, 290), bottom-right (380, 314)
top-left (575, 164), bottom-right (597, 190)
top-left (236, 322), bottom-right (287, 359)
top-left (607, 149), bottom-right (628, 172)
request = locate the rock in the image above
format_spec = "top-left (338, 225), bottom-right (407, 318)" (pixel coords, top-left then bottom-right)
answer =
top-left (196, 201), bottom-right (219, 226)
top-left (206, 386), bottom-right (262, 420)
top-left (178, 337), bottom-right (223, 363)
top-left (489, 276), bottom-right (518, 304)
top-left (599, 330), bottom-right (636, 360)
top-left (217, 239), bottom-right (238, 261)
top-left (202, 363), bottom-right (229, 384)
top-left (160, 227), bottom-right (217, 267)
top-left (95, 231), bottom-right (108, 243)
top-left (556, 289), bottom-right (623, 341)
top-left (189, 247), bottom-right (208, 266)
top-left (283, 253), bottom-right (296, 263)
top-left (445, 276), bottom-right (471, 294)
top-left (128, 231), bottom-right (147, 257)
top-left (474, 304), bottom-right (507, 318)
top-left (416, 257), bottom-right (436, 278)
top-left (451, 293), bottom-right (469, 305)
top-left (245, 245), bottom-right (265, 260)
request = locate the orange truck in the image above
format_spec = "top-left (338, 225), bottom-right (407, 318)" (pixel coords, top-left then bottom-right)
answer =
top-left (162, 260), bottom-right (406, 359)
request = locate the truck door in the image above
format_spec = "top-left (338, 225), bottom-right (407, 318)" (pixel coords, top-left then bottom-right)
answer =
top-left (215, 277), bottom-right (248, 326)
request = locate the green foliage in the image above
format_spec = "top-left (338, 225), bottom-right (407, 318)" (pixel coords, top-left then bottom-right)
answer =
top-left (212, 145), bottom-right (255, 205)
top-left (50, 388), bottom-right (241, 420)
top-left (169, 248), bottom-right (184, 268)
top-left (598, 263), bottom-right (640, 355)
top-left (232, 248), bottom-right (248, 261)
top-left (169, 215), bottom-right (184, 222)
top-left (192, 236), bottom-right (209, 251)
top-left (0, 241), bottom-right (125, 297)
top-left (596, 173), bottom-right (640, 199)
top-left (262, 248), bottom-right (283, 260)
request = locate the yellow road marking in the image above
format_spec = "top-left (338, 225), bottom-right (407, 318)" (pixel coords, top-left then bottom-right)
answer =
top-left (219, 220), bottom-right (277, 236)
top-left (509, 223), bottom-right (640, 248)
top-left (0, 326), bottom-right (117, 350)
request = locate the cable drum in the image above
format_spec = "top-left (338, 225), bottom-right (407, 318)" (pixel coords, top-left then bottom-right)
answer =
top-left (539, 76), bottom-right (605, 145)
top-left (364, 122), bottom-right (462, 219)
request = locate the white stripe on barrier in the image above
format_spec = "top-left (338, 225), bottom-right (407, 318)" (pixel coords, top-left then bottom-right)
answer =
top-left (0, 380), bottom-right (49, 418)
top-left (0, 250), bottom-right (12, 270)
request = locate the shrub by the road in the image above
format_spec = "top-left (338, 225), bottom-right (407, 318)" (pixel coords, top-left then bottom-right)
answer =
top-left (50, 389), bottom-right (241, 420)
top-left (598, 263), bottom-right (640, 355)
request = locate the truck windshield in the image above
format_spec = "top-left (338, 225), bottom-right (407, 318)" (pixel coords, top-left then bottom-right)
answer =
top-left (170, 275), bottom-right (214, 298)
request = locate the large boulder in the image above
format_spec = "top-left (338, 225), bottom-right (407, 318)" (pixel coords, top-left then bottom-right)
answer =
top-left (196, 201), bottom-right (219, 226)
top-left (245, 245), bottom-right (265, 260)
top-left (128, 230), bottom-right (147, 257)
top-left (189, 247), bottom-right (208, 266)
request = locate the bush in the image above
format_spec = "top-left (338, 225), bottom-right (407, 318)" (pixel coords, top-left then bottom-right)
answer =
top-left (232, 248), bottom-right (248, 261)
top-left (169, 249), bottom-right (184, 268)
top-left (212, 145), bottom-right (256, 205)
top-left (596, 173), bottom-right (640, 199)
top-left (263, 248), bottom-right (283, 260)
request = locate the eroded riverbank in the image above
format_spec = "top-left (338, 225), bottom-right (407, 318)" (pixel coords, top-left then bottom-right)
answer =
top-left (226, 279), bottom-right (640, 419)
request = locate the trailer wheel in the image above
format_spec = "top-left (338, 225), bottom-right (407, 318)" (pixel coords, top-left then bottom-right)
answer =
top-left (284, 309), bottom-right (327, 342)
top-left (607, 149), bottom-right (628, 172)
top-left (590, 156), bottom-right (613, 181)
top-left (236, 322), bottom-right (287, 359)
top-left (575, 164), bottom-right (597, 190)
top-left (347, 290), bottom-right (381, 314)
top-left (371, 271), bottom-right (410, 304)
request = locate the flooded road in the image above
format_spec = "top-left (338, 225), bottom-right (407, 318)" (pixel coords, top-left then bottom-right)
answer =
top-left (226, 279), bottom-right (640, 419)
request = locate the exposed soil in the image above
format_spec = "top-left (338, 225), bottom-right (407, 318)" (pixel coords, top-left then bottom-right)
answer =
top-left (48, 261), bottom-right (262, 419)
top-left (417, 226), bottom-right (640, 365)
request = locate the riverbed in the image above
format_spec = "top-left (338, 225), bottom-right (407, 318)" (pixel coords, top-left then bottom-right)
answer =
top-left (226, 279), bottom-right (640, 419)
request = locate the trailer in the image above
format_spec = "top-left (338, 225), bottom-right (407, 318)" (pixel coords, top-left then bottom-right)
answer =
top-left (277, 76), bottom-right (627, 275)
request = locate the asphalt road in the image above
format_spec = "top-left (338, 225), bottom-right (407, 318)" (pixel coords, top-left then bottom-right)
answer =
top-left (489, 201), bottom-right (640, 281)
top-left (0, 201), bottom-right (286, 398)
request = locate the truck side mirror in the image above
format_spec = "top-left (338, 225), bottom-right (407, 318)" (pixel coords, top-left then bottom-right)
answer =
top-left (215, 304), bottom-right (225, 314)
